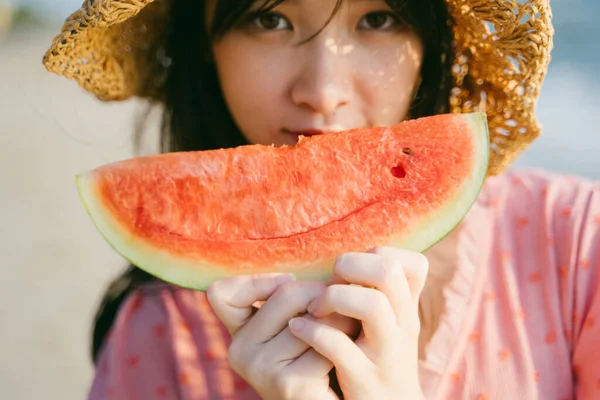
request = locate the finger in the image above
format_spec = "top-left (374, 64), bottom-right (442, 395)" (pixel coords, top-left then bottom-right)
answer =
top-left (308, 284), bottom-right (396, 345)
top-left (268, 312), bottom-right (361, 361)
top-left (206, 273), bottom-right (295, 335)
top-left (287, 347), bottom-right (333, 378)
top-left (370, 247), bottom-right (429, 304)
top-left (289, 317), bottom-right (370, 382)
top-left (328, 251), bottom-right (411, 323)
top-left (238, 280), bottom-right (327, 344)
top-left (332, 249), bottom-right (428, 320)
top-left (285, 349), bottom-right (340, 400)
top-left (318, 311), bottom-right (362, 340)
top-left (368, 248), bottom-right (415, 318)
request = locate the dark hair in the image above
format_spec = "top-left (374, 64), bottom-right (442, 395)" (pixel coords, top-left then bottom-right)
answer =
top-left (91, 0), bottom-right (455, 363)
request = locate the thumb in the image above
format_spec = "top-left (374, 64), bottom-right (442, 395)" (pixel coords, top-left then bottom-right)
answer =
top-left (206, 273), bottom-right (296, 335)
top-left (368, 247), bottom-right (429, 305)
top-left (398, 250), bottom-right (429, 304)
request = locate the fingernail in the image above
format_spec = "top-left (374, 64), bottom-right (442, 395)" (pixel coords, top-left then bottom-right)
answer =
top-left (289, 318), bottom-right (306, 331)
top-left (307, 299), bottom-right (319, 314)
top-left (275, 273), bottom-right (296, 285)
top-left (334, 254), bottom-right (346, 268)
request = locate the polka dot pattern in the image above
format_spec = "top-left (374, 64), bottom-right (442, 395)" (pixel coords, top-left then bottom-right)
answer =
top-left (85, 170), bottom-right (599, 400)
top-left (421, 170), bottom-right (600, 399)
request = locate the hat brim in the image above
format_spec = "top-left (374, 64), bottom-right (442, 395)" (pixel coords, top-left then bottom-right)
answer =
top-left (42, 0), bottom-right (554, 176)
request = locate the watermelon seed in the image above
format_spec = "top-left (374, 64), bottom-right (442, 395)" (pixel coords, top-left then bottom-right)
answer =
top-left (402, 147), bottom-right (412, 155)
top-left (390, 163), bottom-right (407, 179)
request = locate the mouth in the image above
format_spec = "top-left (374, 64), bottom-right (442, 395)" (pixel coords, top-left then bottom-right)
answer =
top-left (283, 127), bottom-right (347, 144)
top-left (284, 129), bottom-right (326, 138)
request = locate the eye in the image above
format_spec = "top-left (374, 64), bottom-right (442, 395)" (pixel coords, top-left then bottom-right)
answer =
top-left (253, 12), bottom-right (292, 31)
top-left (357, 11), bottom-right (399, 30)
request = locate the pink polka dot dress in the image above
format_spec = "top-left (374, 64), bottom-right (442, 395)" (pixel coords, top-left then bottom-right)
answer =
top-left (88, 169), bottom-right (600, 399)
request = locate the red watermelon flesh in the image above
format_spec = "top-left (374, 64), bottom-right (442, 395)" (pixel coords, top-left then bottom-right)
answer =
top-left (76, 113), bottom-right (489, 290)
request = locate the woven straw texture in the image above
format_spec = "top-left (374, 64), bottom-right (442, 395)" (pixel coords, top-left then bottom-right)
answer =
top-left (42, 0), bottom-right (554, 176)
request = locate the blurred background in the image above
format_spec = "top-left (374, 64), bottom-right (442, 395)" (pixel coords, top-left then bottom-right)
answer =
top-left (1, 0), bottom-right (599, 399)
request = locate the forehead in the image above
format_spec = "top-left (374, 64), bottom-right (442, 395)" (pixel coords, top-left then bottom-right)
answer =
top-left (244, 0), bottom-right (389, 7)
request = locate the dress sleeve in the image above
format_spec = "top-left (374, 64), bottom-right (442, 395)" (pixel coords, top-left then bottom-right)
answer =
top-left (556, 178), bottom-right (600, 398)
top-left (87, 285), bottom-right (262, 400)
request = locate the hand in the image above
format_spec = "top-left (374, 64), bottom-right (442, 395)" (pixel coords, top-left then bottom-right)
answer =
top-left (206, 273), bottom-right (361, 400)
top-left (288, 247), bottom-right (429, 400)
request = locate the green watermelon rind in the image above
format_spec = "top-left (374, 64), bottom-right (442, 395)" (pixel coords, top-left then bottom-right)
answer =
top-left (76, 112), bottom-right (489, 291)
top-left (384, 112), bottom-right (489, 252)
top-left (76, 175), bottom-right (261, 290)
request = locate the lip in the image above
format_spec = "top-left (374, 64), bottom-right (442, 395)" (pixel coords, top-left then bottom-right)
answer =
top-left (283, 126), bottom-right (345, 137)
top-left (284, 129), bottom-right (325, 137)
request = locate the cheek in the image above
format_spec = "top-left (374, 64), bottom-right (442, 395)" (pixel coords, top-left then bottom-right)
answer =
top-left (212, 40), bottom-right (292, 143)
top-left (213, 39), bottom-right (289, 105)
top-left (214, 44), bottom-right (278, 108)
top-left (355, 38), bottom-right (423, 122)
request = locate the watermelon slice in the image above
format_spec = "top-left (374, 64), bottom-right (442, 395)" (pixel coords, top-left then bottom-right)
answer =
top-left (77, 113), bottom-right (489, 290)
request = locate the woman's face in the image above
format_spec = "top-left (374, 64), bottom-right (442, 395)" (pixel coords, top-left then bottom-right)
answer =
top-left (207, 0), bottom-right (424, 146)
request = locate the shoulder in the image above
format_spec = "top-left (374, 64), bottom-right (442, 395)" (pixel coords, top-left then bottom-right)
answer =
top-left (481, 167), bottom-right (597, 205)
top-left (111, 282), bottom-right (227, 342)
top-left (95, 282), bottom-right (233, 370)
top-left (89, 283), bottom-right (251, 399)
top-left (478, 167), bottom-right (599, 230)
top-left (457, 170), bottom-right (600, 398)
top-left (471, 167), bottom-right (599, 288)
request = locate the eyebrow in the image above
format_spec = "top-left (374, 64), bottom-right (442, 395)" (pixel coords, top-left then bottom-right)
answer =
top-left (253, 0), bottom-right (385, 4)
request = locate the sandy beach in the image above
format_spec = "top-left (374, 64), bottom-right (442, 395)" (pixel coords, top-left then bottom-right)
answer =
top-left (0, 23), bottom-right (160, 400)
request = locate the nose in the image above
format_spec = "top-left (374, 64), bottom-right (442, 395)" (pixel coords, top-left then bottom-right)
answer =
top-left (290, 37), bottom-right (352, 116)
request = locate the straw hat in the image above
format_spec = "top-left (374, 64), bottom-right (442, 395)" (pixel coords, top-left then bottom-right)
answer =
top-left (42, 0), bottom-right (554, 176)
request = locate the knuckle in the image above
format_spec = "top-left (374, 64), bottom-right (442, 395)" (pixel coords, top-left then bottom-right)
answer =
top-left (248, 351), bottom-right (268, 379)
top-left (273, 280), bottom-right (322, 303)
top-left (366, 250), bottom-right (396, 285)
top-left (249, 273), bottom-right (265, 295)
top-left (414, 252), bottom-right (430, 271)
top-left (232, 346), bottom-right (269, 384)
top-left (304, 323), bottom-right (324, 346)
top-left (273, 280), bottom-right (301, 301)
top-left (273, 373), bottom-right (297, 399)
top-left (378, 257), bottom-right (400, 284)
top-left (227, 340), bottom-right (246, 373)
top-left (367, 289), bottom-right (388, 315)
top-left (206, 280), bottom-right (225, 307)
top-left (370, 246), bottom-right (397, 261)
top-left (325, 284), bottom-right (344, 304)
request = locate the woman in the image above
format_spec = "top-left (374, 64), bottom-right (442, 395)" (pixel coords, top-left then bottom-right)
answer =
top-left (43, 0), bottom-right (599, 398)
